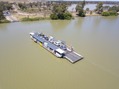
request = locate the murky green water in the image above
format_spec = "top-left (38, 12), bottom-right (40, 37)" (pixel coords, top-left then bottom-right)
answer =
top-left (0, 16), bottom-right (119, 89)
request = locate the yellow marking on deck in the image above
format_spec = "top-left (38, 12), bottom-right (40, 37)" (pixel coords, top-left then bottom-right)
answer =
top-left (39, 43), bottom-right (42, 46)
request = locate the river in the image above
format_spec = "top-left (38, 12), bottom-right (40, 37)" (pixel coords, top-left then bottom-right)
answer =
top-left (0, 16), bottom-right (119, 89)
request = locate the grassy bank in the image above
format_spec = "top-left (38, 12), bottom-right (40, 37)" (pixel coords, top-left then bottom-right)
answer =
top-left (101, 11), bottom-right (118, 16)
top-left (0, 19), bottom-right (10, 24)
top-left (21, 17), bottom-right (50, 21)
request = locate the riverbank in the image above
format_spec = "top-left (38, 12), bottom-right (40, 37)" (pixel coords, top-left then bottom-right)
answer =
top-left (0, 6), bottom-right (118, 23)
top-left (71, 11), bottom-right (100, 17)
top-left (0, 19), bottom-right (10, 24)
top-left (0, 14), bottom-right (118, 23)
top-left (1, 2), bottom-right (118, 23)
top-left (11, 11), bottom-right (51, 21)
top-left (21, 17), bottom-right (50, 21)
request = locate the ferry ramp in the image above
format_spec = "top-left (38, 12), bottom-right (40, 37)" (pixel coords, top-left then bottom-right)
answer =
top-left (64, 51), bottom-right (83, 63)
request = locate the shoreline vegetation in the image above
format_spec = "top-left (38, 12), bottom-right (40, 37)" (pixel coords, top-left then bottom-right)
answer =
top-left (0, 19), bottom-right (10, 23)
top-left (0, 1), bottom-right (119, 23)
top-left (21, 17), bottom-right (50, 21)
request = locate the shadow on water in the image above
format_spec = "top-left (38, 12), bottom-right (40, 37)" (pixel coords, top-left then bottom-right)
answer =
top-left (49, 20), bottom-right (71, 32)
top-left (73, 17), bottom-right (84, 30)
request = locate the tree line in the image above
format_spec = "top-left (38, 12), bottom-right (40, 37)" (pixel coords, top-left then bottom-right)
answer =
top-left (1, 1), bottom-right (119, 22)
top-left (18, 2), bottom-right (51, 12)
top-left (76, 1), bottom-right (119, 17)
top-left (97, 2), bottom-right (119, 16)
top-left (17, 2), bottom-right (72, 20)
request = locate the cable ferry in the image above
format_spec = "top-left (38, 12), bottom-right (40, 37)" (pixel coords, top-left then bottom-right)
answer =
top-left (30, 32), bottom-right (83, 63)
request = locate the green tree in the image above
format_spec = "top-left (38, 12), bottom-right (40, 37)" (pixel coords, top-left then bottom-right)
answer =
top-left (101, 11), bottom-right (110, 16)
top-left (4, 3), bottom-right (12, 10)
top-left (109, 11), bottom-right (118, 16)
top-left (76, 4), bottom-right (81, 12)
top-left (103, 6), bottom-right (110, 11)
top-left (0, 2), bottom-right (11, 21)
top-left (50, 4), bottom-right (72, 20)
top-left (52, 4), bottom-right (66, 15)
top-left (95, 2), bottom-right (103, 14)
top-left (63, 12), bottom-right (72, 20)
top-left (0, 9), bottom-right (5, 21)
top-left (76, 0), bottom-right (86, 17)
top-left (102, 5), bottom-right (119, 16)
top-left (78, 8), bottom-right (85, 17)
top-left (81, 0), bottom-right (85, 9)
top-left (109, 6), bottom-right (119, 12)
top-left (50, 14), bottom-right (58, 20)
top-left (18, 3), bottom-right (27, 10)
top-left (101, 11), bottom-right (117, 16)
top-left (0, 2), bottom-right (12, 10)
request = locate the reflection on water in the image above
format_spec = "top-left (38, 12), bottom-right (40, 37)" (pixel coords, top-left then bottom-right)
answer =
top-left (0, 16), bottom-right (119, 89)
top-left (50, 20), bottom-right (71, 32)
